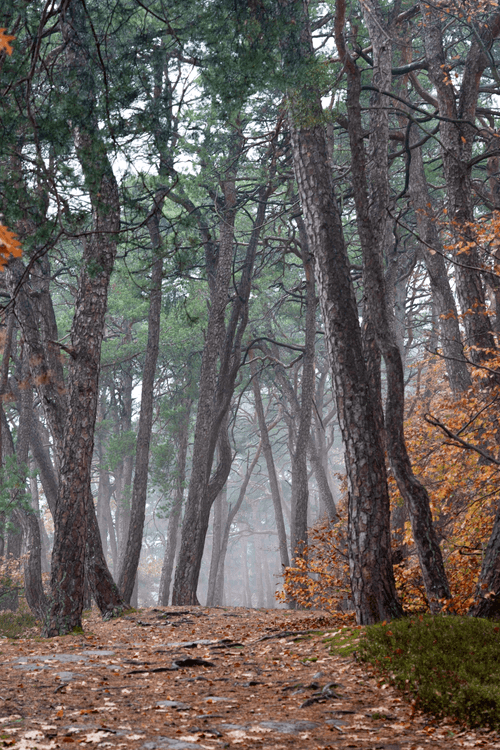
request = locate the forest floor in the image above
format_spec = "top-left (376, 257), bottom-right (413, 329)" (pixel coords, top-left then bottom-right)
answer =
top-left (0, 606), bottom-right (498, 750)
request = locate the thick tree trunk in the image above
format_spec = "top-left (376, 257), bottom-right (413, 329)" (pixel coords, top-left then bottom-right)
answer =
top-left (284, 0), bottom-right (402, 623)
top-left (291, 122), bottom-right (401, 621)
top-left (45, 0), bottom-right (125, 635)
top-left (336, 0), bottom-right (451, 612)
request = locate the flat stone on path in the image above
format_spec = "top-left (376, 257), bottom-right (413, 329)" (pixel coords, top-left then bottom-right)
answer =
top-left (156, 700), bottom-right (191, 710)
top-left (259, 720), bottom-right (320, 734)
top-left (11, 650), bottom-right (115, 671)
top-left (143, 739), bottom-right (200, 749)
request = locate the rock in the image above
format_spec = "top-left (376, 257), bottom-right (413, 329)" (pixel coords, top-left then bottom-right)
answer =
top-left (259, 720), bottom-right (320, 734)
top-left (156, 700), bottom-right (191, 710)
top-left (143, 738), bottom-right (200, 749)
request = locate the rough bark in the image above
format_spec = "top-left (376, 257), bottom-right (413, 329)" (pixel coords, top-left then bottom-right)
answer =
top-left (206, 484), bottom-right (228, 607)
top-left (45, 0), bottom-right (125, 635)
top-left (284, 3), bottom-right (402, 623)
top-left (469, 510), bottom-right (500, 618)
top-left (337, 0), bottom-right (451, 611)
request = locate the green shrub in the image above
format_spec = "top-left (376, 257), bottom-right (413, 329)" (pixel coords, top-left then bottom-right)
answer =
top-left (359, 614), bottom-right (500, 729)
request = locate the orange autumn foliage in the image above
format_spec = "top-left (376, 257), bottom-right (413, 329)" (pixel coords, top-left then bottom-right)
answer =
top-left (282, 353), bottom-right (500, 616)
top-left (0, 29), bottom-right (21, 270)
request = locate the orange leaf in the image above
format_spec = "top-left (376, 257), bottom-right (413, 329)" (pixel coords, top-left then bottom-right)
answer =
top-left (0, 28), bottom-right (15, 56)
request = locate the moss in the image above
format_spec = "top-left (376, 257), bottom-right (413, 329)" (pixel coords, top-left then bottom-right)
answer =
top-left (359, 614), bottom-right (500, 730)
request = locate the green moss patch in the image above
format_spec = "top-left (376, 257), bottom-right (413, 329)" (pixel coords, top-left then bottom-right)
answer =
top-left (359, 614), bottom-right (500, 730)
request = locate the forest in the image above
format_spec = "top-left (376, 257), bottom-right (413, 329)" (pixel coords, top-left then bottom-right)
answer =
top-left (1, 0), bottom-right (500, 638)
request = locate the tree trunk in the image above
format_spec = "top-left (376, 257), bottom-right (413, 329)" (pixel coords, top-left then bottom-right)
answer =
top-left (469, 509), bottom-right (500, 618)
top-left (157, 400), bottom-right (191, 606)
top-left (45, 0), bottom-right (125, 635)
top-left (209, 442), bottom-right (262, 607)
top-left (337, 0), bottom-right (451, 611)
top-left (407, 122), bottom-right (471, 393)
top-left (172, 170), bottom-right (272, 605)
top-left (289, 242), bottom-right (316, 562)
top-left (284, 0), bottom-right (402, 623)
top-left (250, 355), bottom-right (290, 570)
top-left (419, 1), bottom-right (500, 363)
top-left (206, 484), bottom-right (227, 607)
top-left (118, 251), bottom-right (163, 604)
top-left (16, 352), bottom-right (48, 621)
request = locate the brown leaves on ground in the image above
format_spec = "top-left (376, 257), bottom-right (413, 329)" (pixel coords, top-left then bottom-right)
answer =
top-left (0, 607), bottom-right (498, 749)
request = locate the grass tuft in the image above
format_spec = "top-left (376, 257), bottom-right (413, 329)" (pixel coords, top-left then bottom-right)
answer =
top-left (359, 614), bottom-right (500, 729)
top-left (0, 609), bottom-right (36, 639)
top-left (324, 626), bottom-right (361, 657)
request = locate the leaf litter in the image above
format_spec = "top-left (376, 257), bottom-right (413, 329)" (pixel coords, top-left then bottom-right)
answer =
top-left (0, 607), bottom-right (498, 748)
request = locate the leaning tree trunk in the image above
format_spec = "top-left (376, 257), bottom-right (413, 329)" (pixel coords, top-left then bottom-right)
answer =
top-left (283, 0), bottom-right (402, 624)
top-left (45, 0), bottom-right (125, 635)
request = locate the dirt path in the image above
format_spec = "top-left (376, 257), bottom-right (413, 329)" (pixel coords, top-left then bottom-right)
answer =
top-left (0, 607), bottom-right (497, 749)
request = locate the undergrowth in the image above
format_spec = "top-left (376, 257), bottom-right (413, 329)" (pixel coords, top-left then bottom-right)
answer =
top-left (359, 615), bottom-right (500, 730)
top-left (0, 604), bottom-right (36, 639)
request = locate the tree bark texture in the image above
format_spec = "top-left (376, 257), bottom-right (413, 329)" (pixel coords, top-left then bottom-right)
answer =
top-left (285, 7), bottom-right (401, 623)
top-left (45, 0), bottom-right (125, 635)
top-left (337, 0), bottom-right (451, 611)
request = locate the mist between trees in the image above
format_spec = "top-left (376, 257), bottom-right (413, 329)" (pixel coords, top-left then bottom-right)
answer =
top-left (1, 0), bottom-right (500, 634)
